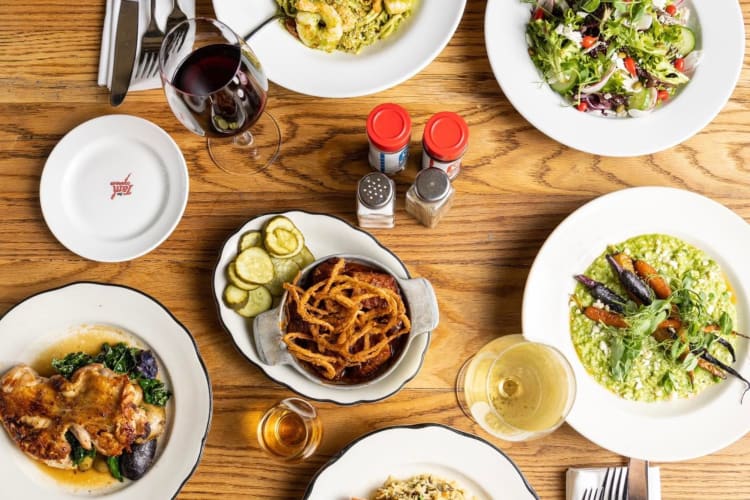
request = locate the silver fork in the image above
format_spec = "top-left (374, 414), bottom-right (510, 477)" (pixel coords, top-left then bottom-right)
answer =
top-left (134, 0), bottom-right (164, 80)
top-left (165, 0), bottom-right (187, 36)
top-left (581, 487), bottom-right (602, 500)
top-left (601, 467), bottom-right (628, 500)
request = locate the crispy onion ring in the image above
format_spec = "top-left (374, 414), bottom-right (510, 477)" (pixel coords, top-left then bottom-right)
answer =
top-left (282, 258), bottom-right (411, 381)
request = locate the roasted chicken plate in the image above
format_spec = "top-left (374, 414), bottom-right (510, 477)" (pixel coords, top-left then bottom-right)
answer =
top-left (0, 363), bottom-right (165, 469)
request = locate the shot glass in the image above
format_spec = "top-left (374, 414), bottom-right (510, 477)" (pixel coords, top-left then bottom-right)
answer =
top-left (257, 397), bottom-right (322, 461)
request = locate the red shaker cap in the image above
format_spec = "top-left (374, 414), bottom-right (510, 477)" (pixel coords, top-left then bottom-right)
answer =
top-left (423, 111), bottom-right (469, 161)
top-left (366, 103), bottom-right (412, 152)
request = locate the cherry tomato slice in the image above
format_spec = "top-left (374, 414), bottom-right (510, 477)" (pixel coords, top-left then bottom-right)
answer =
top-left (657, 90), bottom-right (670, 102)
top-left (624, 57), bottom-right (637, 77)
top-left (674, 58), bottom-right (685, 72)
top-left (533, 8), bottom-right (544, 20)
top-left (581, 36), bottom-right (598, 49)
top-left (576, 102), bottom-right (588, 112)
top-left (665, 4), bottom-right (677, 15)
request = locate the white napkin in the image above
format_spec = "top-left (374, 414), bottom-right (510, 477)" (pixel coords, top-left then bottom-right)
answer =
top-left (566, 466), bottom-right (661, 500)
top-left (97, 0), bottom-right (196, 92)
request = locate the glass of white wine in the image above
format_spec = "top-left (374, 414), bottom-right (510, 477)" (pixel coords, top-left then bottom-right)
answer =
top-left (456, 334), bottom-right (576, 441)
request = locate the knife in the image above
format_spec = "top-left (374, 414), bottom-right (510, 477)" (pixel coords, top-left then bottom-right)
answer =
top-left (627, 457), bottom-right (650, 500)
top-left (110, 0), bottom-right (139, 106)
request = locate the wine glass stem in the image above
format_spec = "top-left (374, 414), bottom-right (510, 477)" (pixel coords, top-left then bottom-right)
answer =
top-left (233, 131), bottom-right (255, 147)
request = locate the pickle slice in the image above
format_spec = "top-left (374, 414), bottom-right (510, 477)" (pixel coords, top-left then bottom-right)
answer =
top-left (236, 286), bottom-right (273, 318)
top-left (264, 216), bottom-right (305, 258)
top-left (235, 247), bottom-right (274, 284)
top-left (238, 230), bottom-right (262, 252)
top-left (227, 263), bottom-right (260, 291)
top-left (265, 258), bottom-right (301, 296)
top-left (223, 284), bottom-right (248, 309)
top-left (291, 246), bottom-right (315, 270)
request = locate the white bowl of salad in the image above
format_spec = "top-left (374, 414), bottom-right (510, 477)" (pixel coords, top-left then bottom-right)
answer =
top-left (484, 0), bottom-right (744, 156)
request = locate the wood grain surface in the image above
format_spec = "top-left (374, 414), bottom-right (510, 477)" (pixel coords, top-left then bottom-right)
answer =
top-left (0, 0), bottom-right (749, 499)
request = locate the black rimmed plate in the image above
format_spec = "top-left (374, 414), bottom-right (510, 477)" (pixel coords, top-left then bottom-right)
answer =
top-left (0, 282), bottom-right (212, 499)
top-left (304, 423), bottom-right (538, 499)
top-left (212, 210), bottom-right (432, 405)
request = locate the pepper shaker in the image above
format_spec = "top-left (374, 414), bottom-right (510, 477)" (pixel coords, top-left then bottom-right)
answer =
top-left (357, 172), bottom-right (396, 229)
top-left (405, 167), bottom-right (455, 228)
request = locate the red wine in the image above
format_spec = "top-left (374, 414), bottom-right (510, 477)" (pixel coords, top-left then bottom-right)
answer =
top-left (174, 43), bottom-right (241, 96)
top-left (169, 43), bottom-right (267, 138)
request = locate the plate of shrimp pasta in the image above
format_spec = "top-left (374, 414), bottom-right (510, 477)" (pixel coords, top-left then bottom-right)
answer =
top-left (523, 187), bottom-right (750, 461)
top-left (212, 0), bottom-right (467, 97)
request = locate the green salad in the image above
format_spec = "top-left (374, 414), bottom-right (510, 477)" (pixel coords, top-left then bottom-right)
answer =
top-left (525, 0), bottom-right (700, 116)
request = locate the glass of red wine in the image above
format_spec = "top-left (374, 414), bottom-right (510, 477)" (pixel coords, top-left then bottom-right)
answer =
top-left (159, 18), bottom-right (280, 174)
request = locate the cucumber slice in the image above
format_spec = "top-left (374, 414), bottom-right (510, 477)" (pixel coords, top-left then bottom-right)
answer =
top-left (549, 72), bottom-right (577, 94)
top-left (236, 286), bottom-right (273, 318)
top-left (264, 217), bottom-right (305, 258)
top-left (238, 230), bottom-right (262, 252)
top-left (223, 284), bottom-right (248, 309)
top-left (235, 247), bottom-right (275, 284)
top-left (227, 263), bottom-right (260, 291)
top-left (674, 26), bottom-right (695, 56)
top-left (291, 246), bottom-right (315, 270)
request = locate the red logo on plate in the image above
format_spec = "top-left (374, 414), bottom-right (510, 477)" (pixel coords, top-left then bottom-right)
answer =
top-left (110, 173), bottom-right (133, 200)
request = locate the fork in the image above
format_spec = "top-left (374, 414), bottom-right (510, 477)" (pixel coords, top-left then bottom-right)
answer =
top-left (601, 467), bottom-right (628, 500)
top-left (134, 0), bottom-right (164, 80)
top-left (165, 0), bottom-right (188, 36)
top-left (581, 487), bottom-right (602, 500)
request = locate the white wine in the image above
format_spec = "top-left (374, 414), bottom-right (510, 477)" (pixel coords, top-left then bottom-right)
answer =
top-left (460, 335), bottom-right (575, 441)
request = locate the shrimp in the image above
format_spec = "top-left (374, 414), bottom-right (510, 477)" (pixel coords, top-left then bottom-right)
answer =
top-left (294, 0), bottom-right (344, 52)
top-left (383, 0), bottom-right (412, 15)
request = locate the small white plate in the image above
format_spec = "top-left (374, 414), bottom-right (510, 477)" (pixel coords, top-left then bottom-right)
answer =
top-left (303, 424), bottom-right (538, 499)
top-left (40, 115), bottom-right (189, 262)
top-left (0, 282), bottom-right (212, 499)
top-left (213, 210), bottom-right (430, 405)
top-left (485, 0), bottom-right (745, 156)
top-left (212, 0), bottom-right (466, 98)
top-left (523, 187), bottom-right (750, 461)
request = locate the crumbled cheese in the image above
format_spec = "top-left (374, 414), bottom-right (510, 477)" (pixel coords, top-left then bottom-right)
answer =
top-left (652, 0), bottom-right (666, 9)
top-left (554, 24), bottom-right (583, 45)
top-left (592, 299), bottom-right (604, 309)
top-left (599, 340), bottom-right (609, 354)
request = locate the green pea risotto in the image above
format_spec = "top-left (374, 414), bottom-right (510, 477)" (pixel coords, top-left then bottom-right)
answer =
top-left (570, 234), bottom-right (738, 402)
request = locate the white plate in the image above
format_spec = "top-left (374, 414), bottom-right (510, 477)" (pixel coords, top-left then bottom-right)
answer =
top-left (40, 115), bottom-right (189, 262)
top-left (212, 0), bottom-right (466, 98)
top-left (523, 187), bottom-right (750, 461)
top-left (303, 424), bottom-right (538, 499)
top-left (485, 1), bottom-right (745, 157)
top-left (0, 282), bottom-right (212, 498)
top-left (213, 210), bottom-right (430, 405)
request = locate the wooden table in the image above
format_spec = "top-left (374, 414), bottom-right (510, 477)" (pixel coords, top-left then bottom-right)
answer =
top-left (1, 1), bottom-right (749, 498)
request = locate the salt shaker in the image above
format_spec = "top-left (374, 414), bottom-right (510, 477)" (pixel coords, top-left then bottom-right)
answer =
top-left (405, 167), bottom-right (455, 228)
top-left (357, 172), bottom-right (396, 229)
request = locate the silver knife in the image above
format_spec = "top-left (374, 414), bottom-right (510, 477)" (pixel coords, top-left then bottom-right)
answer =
top-left (110, 0), bottom-right (139, 106)
top-left (627, 457), bottom-right (650, 500)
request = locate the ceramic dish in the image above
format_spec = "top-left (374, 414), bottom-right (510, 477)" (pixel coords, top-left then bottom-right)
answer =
top-left (212, 0), bottom-right (466, 98)
top-left (523, 187), bottom-right (750, 461)
top-left (303, 423), bottom-right (538, 499)
top-left (40, 115), bottom-right (189, 262)
top-left (213, 211), bottom-right (432, 405)
top-left (484, 0), bottom-right (745, 157)
top-left (0, 282), bottom-right (212, 499)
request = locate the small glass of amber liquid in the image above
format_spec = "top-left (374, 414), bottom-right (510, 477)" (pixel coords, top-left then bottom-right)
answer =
top-left (257, 398), bottom-right (322, 461)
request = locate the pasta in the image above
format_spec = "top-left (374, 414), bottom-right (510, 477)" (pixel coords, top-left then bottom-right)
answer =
top-left (275, 0), bottom-right (414, 53)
